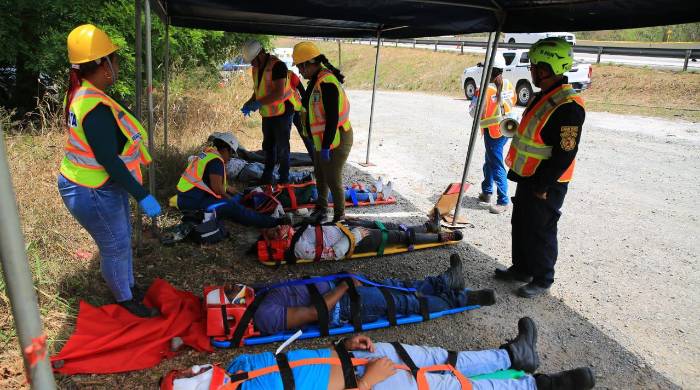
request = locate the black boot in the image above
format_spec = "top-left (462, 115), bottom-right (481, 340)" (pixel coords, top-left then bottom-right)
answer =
top-left (465, 289), bottom-right (496, 306)
top-left (440, 253), bottom-right (465, 290)
top-left (494, 266), bottom-right (533, 283)
top-left (517, 282), bottom-right (550, 298)
top-left (119, 299), bottom-right (160, 318)
top-left (535, 367), bottom-right (595, 390)
top-left (439, 230), bottom-right (463, 242)
top-left (500, 317), bottom-right (539, 373)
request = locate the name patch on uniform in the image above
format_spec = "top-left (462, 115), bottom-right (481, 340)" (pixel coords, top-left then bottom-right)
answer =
top-left (560, 126), bottom-right (578, 151)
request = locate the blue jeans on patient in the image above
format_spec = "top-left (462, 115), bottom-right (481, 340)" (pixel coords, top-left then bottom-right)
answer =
top-left (57, 174), bottom-right (134, 302)
top-left (339, 275), bottom-right (469, 323)
top-left (178, 192), bottom-right (279, 228)
top-left (481, 131), bottom-right (510, 205)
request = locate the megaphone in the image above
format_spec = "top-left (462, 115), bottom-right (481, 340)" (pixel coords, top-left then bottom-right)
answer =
top-left (499, 114), bottom-right (519, 138)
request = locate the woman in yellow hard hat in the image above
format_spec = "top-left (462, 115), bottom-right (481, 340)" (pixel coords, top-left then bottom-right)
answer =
top-left (292, 41), bottom-right (353, 222)
top-left (57, 24), bottom-right (161, 317)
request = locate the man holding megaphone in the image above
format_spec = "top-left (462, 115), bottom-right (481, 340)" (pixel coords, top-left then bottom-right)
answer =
top-left (469, 56), bottom-right (517, 214)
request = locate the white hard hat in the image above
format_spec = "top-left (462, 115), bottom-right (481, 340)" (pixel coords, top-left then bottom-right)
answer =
top-left (242, 40), bottom-right (263, 63)
top-left (491, 55), bottom-right (507, 70)
top-left (209, 131), bottom-right (239, 152)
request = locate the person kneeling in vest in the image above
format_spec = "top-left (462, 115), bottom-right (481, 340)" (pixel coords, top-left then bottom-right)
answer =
top-left (176, 133), bottom-right (291, 228)
top-left (163, 317), bottom-right (595, 390)
top-left (251, 254), bottom-right (484, 336)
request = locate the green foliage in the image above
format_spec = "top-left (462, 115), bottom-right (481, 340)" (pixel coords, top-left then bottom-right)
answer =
top-left (576, 23), bottom-right (700, 42)
top-left (0, 0), bottom-right (268, 111)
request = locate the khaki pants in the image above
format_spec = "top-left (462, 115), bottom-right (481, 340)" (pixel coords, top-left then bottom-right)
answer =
top-left (313, 128), bottom-right (353, 219)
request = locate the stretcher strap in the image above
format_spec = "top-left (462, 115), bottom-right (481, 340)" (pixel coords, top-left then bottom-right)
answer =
top-left (306, 284), bottom-right (329, 337)
top-left (379, 287), bottom-right (398, 326)
top-left (374, 220), bottom-right (389, 256)
top-left (314, 225), bottom-right (323, 262)
top-left (336, 223), bottom-right (356, 258)
top-left (419, 296), bottom-right (430, 321)
top-left (341, 277), bottom-right (363, 332)
top-left (256, 273), bottom-right (417, 295)
top-left (334, 340), bottom-right (359, 389)
top-left (347, 188), bottom-right (359, 206)
top-left (275, 353), bottom-right (296, 390)
top-left (220, 304), bottom-right (231, 338)
top-left (391, 342), bottom-right (419, 379)
top-left (286, 185), bottom-right (298, 210)
top-left (229, 292), bottom-right (267, 347)
top-left (447, 350), bottom-right (458, 368)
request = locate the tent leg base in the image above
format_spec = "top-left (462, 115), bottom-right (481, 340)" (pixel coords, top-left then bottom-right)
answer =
top-left (358, 162), bottom-right (376, 167)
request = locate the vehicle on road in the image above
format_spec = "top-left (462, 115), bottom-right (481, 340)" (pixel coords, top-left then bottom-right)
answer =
top-left (221, 56), bottom-right (250, 72)
top-left (272, 47), bottom-right (300, 76)
top-left (460, 49), bottom-right (591, 106)
top-left (504, 32), bottom-right (576, 46)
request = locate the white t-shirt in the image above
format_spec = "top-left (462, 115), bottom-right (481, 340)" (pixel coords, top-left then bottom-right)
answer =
top-left (294, 226), bottom-right (350, 260)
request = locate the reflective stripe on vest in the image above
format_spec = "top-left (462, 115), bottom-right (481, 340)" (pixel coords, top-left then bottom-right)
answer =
top-left (59, 80), bottom-right (152, 188)
top-left (505, 84), bottom-right (584, 182)
top-left (479, 80), bottom-right (515, 138)
top-left (176, 148), bottom-right (226, 198)
top-left (303, 69), bottom-right (351, 151)
top-left (252, 55), bottom-right (295, 117)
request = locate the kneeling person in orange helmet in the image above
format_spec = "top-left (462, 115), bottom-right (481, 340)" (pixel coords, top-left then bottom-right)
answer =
top-left (497, 38), bottom-right (586, 298)
top-left (58, 24), bottom-right (162, 318)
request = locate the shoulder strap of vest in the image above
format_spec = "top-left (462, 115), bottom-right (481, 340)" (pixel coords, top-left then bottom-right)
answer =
top-left (333, 340), bottom-right (359, 389)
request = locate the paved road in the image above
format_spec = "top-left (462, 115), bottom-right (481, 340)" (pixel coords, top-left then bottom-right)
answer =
top-left (344, 89), bottom-right (700, 387)
top-left (354, 40), bottom-right (700, 70)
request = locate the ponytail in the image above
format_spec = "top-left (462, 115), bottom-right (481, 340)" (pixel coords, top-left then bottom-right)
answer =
top-left (64, 58), bottom-right (106, 127)
top-left (317, 55), bottom-right (345, 84)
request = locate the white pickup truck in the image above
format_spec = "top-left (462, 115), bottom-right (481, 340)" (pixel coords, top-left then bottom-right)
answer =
top-left (460, 49), bottom-right (592, 106)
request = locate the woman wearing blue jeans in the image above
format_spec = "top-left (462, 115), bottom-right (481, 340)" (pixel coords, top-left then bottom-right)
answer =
top-left (58, 25), bottom-right (161, 317)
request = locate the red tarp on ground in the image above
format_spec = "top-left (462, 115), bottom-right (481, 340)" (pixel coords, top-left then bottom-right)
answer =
top-left (52, 278), bottom-right (213, 374)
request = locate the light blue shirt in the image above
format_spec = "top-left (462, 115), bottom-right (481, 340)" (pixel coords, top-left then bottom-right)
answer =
top-left (227, 348), bottom-right (331, 390)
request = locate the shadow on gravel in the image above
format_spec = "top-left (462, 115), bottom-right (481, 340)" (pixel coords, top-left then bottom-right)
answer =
top-left (53, 164), bottom-right (679, 389)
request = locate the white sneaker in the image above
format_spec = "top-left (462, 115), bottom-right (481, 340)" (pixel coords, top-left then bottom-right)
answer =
top-left (374, 177), bottom-right (383, 193)
top-left (382, 181), bottom-right (394, 199)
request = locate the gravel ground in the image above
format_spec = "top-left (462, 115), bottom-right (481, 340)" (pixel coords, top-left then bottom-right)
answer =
top-left (329, 89), bottom-right (700, 389)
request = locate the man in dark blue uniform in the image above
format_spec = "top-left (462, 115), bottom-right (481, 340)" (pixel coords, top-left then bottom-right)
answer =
top-left (496, 38), bottom-right (586, 298)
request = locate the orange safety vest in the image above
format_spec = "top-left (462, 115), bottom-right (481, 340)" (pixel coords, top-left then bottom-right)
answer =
top-left (505, 84), bottom-right (584, 183)
top-left (477, 79), bottom-right (515, 138)
top-left (304, 68), bottom-right (351, 150)
top-left (252, 55), bottom-right (296, 117)
top-left (176, 148), bottom-right (226, 198)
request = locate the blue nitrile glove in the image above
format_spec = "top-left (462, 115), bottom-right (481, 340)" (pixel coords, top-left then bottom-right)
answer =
top-left (321, 148), bottom-right (331, 161)
top-left (138, 195), bottom-right (162, 218)
top-left (240, 104), bottom-right (252, 117)
top-left (248, 101), bottom-right (261, 112)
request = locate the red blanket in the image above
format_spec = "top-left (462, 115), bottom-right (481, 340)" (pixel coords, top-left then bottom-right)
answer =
top-left (52, 279), bottom-right (213, 374)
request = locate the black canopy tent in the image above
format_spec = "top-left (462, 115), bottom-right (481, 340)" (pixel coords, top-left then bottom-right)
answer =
top-left (2, 1), bottom-right (700, 387)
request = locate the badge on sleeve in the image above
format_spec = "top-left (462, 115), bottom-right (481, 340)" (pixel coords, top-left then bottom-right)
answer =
top-left (560, 126), bottom-right (579, 151)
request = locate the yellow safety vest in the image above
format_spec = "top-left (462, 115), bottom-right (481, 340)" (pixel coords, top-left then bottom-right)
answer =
top-left (252, 55), bottom-right (298, 117)
top-left (303, 69), bottom-right (351, 151)
top-left (505, 84), bottom-right (584, 182)
top-left (479, 79), bottom-right (515, 138)
top-left (59, 80), bottom-right (152, 188)
top-left (176, 148), bottom-right (227, 198)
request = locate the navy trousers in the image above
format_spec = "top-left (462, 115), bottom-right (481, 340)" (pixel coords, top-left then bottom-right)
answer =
top-left (261, 111), bottom-right (293, 184)
top-left (511, 181), bottom-right (568, 287)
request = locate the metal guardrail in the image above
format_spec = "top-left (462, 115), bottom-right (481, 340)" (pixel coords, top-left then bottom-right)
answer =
top-left (341, 38), bottom-right (698, 71)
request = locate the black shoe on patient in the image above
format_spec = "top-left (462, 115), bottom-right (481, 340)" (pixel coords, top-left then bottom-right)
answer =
top-left (119, 299), bottom-right (160, 318)
top-left (306, 207), bottom-right (327, 224)
top-left (534, 367), bottom-right (595, 390)
top-left (441, 253), bottom-right (465, 290)
top-left (494, 267), bottom-right (533, 283)
top-left (500, 317), bottom-right (539, 373)
top-left (465, 289), bottom-right (497, 306)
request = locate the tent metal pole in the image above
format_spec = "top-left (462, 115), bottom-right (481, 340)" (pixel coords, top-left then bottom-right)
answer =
top-left (337, 39), bottom-right (342, 69)
top-left (164, 21), bottom-right (170, 150)
top-left (0, 130), bottom-right (56, 389)
top-left (452, 25), bottom-right (503, 224)
top-left (134, 0), bottom-right (143, 248)
top-left (364, 28), bottom-right (382, 166)
top-left (145, 0), bottom-right (157, 227)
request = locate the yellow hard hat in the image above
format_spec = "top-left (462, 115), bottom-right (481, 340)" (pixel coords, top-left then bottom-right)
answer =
top-left (67, 24), bottom-right (118, 64)
top-left (292, 42), bottom-right (321, 65)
